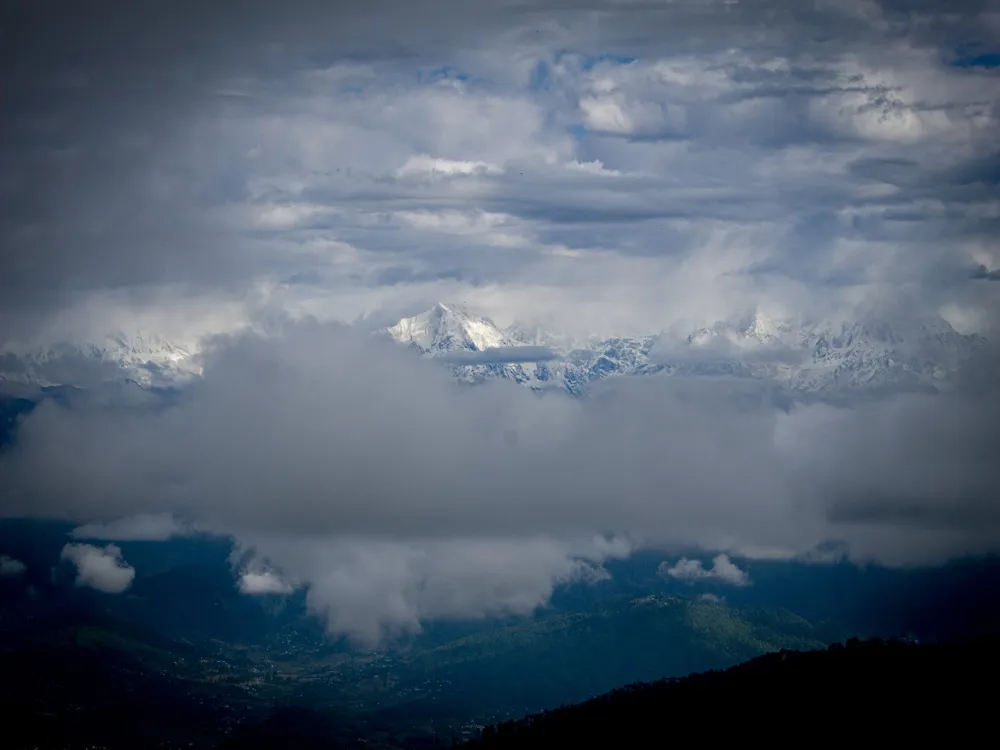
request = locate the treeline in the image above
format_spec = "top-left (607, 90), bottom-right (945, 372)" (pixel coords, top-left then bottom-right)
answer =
top-left (461, 637), bottom-right (1000, 747)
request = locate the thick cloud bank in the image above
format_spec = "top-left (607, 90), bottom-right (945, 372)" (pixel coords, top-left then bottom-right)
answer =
top-left (1, 323), bottom-right (998, 638)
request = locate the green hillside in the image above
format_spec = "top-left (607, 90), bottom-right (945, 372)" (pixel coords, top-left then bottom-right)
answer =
top-left (389, 595), bottom-right (834, 715)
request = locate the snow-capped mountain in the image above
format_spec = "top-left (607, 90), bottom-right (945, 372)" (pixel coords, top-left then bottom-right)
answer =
top-left (1, 304), bottom-right (985, 398)
top-left (386, 302), bottom-right (517, 354)
top-left (382, 303), bottom-right (554, 387)
top-left (0, 331), bottom-right (201, 389)
top-left (383, 304), bottom-right (987, 396)
top-left (668, 309), bottom-right (986, 392)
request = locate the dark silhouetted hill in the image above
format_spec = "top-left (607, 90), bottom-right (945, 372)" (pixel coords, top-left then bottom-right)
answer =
top-left (461, 637), bottom-right (1000, 748)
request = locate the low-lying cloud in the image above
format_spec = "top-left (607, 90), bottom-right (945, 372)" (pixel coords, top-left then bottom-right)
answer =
top-left (1, 321), bottom-right (998, 640)
top-left (971, 265), bottom-right (1000, 282)
top-left (0, 555), bottom-right (27, 576)
top-left (232, 532), bottom-right (628, 645)
top-left (659, 554), bottom-right (750, 587)
top-left (71, 513), bottom-right (193, 542)
top-left (237, 570), bottom-right (296, 596)
top-left (60, 543), bottom-right (136, 594)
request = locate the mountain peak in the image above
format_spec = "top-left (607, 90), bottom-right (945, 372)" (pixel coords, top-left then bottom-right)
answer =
top-left (385, 303), bottom-right (514, 354)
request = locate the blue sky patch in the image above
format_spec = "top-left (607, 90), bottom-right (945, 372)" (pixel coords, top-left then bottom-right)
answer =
top-left (417, 66), bottom-right (470, 82)
top-left (581, 53), bottom-right (637, 71)
top-left (529, 60), bottom-right (550, 91)
top-left (951, 45), bottom-right (1000, 68)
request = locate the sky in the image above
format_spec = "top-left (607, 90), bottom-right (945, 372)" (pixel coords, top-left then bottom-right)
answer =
top-left (2, 0), bottom-right (999, 343)
top-left (1, 0), bottom-right (999, 644)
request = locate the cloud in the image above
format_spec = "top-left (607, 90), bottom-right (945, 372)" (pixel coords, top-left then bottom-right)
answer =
top-left (1, 0), bottom-right (999, 345)
top-left (437, 346), bottom-right (561, 364)
top-left (0, 555), bottom-right (27, 576)
top-left (237, 570), bottom-right (296, 596)
top-left (233, 532), bottom-right (628, 645)
top-left (59, 543), bottom-right (135, 594)
top-left (658, 554), bottom-right (750, 587)
top-left (70, 513), bottom-right (193, 542)
top-left (2, 0), bottom-right (1000, 643)
top-left (3, 323), bottom-right (998, 552)
top-left (650, 331), bottom-right (809, 368)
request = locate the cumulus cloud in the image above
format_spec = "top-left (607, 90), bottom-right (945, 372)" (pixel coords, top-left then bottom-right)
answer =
top-left (0, 555), bottom-right (27, 576)
top-left (232, 532), bottom-right (628, 645)
top-left (70, 513), bottom-right (193, 542)
top-left (60, 543), bottom-right (136, 594)
top-left (658, 554), bottom-right (750, 587)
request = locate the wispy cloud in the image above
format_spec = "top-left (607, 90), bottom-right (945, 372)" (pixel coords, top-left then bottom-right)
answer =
top-left (0, 555), bottom-right (27, 577)
top-left (437, 346), bottom-right (561, 364)
top-left (70, 513), bottom-right (193, 542)
top-left (658, 554), bottom-right (750, 587)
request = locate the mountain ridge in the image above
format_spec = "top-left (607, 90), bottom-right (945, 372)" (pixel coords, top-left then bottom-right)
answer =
top-left (0, 304), bottom-right (987, 397)
top-left (385, 303), bottom-right (986, 396)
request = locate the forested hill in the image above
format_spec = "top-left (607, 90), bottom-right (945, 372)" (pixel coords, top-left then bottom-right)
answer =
top-left (461, 638), bottom-right (1000, 748)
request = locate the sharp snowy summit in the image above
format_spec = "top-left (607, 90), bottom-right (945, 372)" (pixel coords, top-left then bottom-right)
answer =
top-left (383, 303), bottom-right (562, 388)
top-left (386, 302), bottom-right (518, 354)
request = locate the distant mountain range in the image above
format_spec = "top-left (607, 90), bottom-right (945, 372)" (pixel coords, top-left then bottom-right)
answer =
top-left (0, 332), bottom-right (200, 390)
top-left (0, 302), bottom-right (988, 398)
top-left (382, 302), bottom-right (987, 397)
